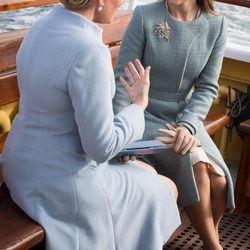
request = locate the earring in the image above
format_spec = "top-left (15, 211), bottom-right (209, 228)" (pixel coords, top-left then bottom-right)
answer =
top-left (97, 3), bottom-right (104, 11)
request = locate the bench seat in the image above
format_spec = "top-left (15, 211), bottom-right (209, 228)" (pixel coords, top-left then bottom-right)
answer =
top-left (0, 184), bottom-right (44, 249)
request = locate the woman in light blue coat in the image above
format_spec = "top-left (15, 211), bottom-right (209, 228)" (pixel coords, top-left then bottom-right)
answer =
top-left (1, 0), bottom-right (181, 249)
top-left (113, 0), bottom-right (235, 249)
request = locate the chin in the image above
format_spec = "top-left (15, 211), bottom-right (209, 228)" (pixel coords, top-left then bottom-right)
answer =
top-left (168, 0), bottom-right (186, 6)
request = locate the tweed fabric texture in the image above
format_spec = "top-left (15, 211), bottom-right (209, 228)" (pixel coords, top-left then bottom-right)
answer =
top-left (113, 1), bottom-right (235, 210)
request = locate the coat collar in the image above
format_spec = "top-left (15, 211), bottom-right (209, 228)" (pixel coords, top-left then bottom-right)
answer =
top-left (51, 4), bottom-right (103, 39)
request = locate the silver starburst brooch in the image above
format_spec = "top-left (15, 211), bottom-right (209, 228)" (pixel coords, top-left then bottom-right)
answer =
top-left (154, 22), bottom-right (171, 42)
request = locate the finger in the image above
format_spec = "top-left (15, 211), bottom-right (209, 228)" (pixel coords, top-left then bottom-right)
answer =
top-left (116, 157), bottom-right (122, 163)
top-left (165, 124), bottom-right (172, 130)
top-left (156, 136), bottom-right (176, 144)
top-left (119, 76), bottom-right (131, 92)
top-left (135, 59), bottom-right (144, 77)
top-left (143, 66), bottom-right (151, 82)
top-left (166, 123), bottom-right (177, 131)
top-left (130, 155), bottom-right (137, 161)
top-left (174, 131), bottom-right (186, 152)
top-left (189, 139), bottom-right (198, 153)
top-left (181, 137), bottom-right (194, 155)
top-left (177, 136), bottom-right (191, 154)
top-left (128, 62), bottom-right (140, 80)
top-left (122, 155), bottom-right (130, 162)
top-left (195, 138), bottom-right (202, 147)
top-left (124, 67), bottom-right (134, 84)
top-left (158, 128), bottom-right (176, 137)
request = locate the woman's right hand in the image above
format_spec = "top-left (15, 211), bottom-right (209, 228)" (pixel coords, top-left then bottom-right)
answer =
top-left (119, 59), bottom-right (151, 110)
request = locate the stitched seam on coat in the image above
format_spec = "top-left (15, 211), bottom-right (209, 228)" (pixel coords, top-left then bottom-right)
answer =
top-left (98, 182), bottom-right (118, 250)
top-left (138, 5), bottom-right (145, 38)
top-left (65, 49), bottom-right (86, 92)
top-left (69, 158), bottom-right (80, 249)
top-left (66, 49), bottom-right (93, 160)
top-left (177, 16), bottom-right (209, 92)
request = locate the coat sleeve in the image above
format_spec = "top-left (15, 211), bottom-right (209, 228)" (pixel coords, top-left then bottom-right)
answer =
top-left (67, 45), bottom-right (145, 163)
top-left (177, 16), bottom-right (227, 135)
top-left (113, 6), bottom-right (145, 114)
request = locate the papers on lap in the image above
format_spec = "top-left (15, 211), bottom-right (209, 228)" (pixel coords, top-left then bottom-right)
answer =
top-left (116, 140), bottom-right (167, 157)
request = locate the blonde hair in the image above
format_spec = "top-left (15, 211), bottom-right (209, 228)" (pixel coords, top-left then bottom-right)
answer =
top-left (60, 0), bottom-right (91, 10)
top-left (197, 0), bottom-right (217, 15)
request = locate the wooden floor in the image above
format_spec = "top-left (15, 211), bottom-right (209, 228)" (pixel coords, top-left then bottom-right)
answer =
top-left (164, 211), bottom-right (250, 250)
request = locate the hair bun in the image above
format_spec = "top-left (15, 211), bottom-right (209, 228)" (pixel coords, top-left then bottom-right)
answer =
top-left (60, 0), bottom-right (90, 10)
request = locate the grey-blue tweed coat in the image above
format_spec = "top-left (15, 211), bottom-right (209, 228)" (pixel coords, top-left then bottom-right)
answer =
top-left (113, 1), bottom-right (235, 211)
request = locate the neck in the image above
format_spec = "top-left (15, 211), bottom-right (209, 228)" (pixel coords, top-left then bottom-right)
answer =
top-left (73, 6), bottom-right (95, 21)
top-left (166, 0), bottom-right (200, 22)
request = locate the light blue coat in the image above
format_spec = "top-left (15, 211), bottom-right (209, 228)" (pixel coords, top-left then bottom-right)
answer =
top-left (113, 1), bottom-right (235, 211)
top-left (1, 5), bottom-right (180, 250)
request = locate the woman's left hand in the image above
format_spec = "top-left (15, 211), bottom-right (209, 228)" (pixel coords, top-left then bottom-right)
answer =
top-left (174, 125), bottom-right (197, 154)
top-left (157, 124), bottom-right (201, 155)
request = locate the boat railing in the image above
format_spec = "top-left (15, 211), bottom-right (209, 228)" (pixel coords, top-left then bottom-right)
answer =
top-left (0, 0), bottom-right (249, 11)
top-left (216, 0), bottom-right (250, 8)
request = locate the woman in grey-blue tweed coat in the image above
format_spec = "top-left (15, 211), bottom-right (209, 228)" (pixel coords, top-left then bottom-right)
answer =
top-left (113, 0), bottom-right (235, 249)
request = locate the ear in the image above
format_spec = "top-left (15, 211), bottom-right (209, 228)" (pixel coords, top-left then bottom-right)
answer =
top-left (97, 0), bottom-right (104, 7)
top-left (96, 0), bottom-right (104, 11)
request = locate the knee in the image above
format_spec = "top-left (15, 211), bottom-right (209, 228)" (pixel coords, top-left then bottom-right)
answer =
top-left (159, 175), bottom-right (178, 200)
top-left (211, 175), bottom-right (227, 192)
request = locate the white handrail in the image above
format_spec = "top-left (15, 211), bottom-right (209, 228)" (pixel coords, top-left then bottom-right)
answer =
top-left (127, 0), bottom-right (136, 9)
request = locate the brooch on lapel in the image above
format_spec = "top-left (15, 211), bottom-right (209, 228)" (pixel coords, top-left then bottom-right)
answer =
top-left (153, 22), bottom-right (171, 42)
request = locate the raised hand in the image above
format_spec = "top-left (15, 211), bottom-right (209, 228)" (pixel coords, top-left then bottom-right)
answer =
top-left (119, 59), bottom-right (151, 110)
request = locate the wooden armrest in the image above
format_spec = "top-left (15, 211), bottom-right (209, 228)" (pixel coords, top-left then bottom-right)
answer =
top-left (204, 112), bottom-right (230, 136)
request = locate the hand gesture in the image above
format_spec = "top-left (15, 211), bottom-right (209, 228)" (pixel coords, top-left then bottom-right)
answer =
top-left (119, 59), bottom-right (151, 110)
top-left (157, 124), bottom-right (201, 155)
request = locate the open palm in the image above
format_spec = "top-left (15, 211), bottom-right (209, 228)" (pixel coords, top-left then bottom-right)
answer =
top-left (119, 59), bottom-right (150, 110)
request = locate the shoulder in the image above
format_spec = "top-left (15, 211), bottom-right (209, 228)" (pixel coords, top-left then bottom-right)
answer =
top-left (65, 26), bottom-right (110, 65)
top-left (200, 12), bottom-right (227, 44)
top-left (76, 33), bottom-right (106, 54)
top-left (132, 1), bottom-right (164, 29)
top-left (202, 12), bottom-right (226, 33)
